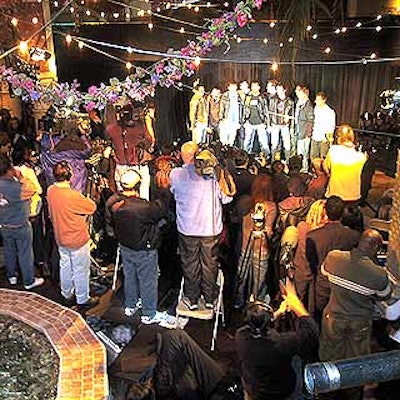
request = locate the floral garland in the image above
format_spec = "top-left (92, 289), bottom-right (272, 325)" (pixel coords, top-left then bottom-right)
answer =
top-left (0, 0), bottom-right (266, 112)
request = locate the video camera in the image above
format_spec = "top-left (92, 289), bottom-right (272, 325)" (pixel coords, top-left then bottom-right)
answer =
top-left (194, 149), bottom-right (219, 177)
top-left (251, 202), bottom-right (266, 231)
top-left (115, 104), bottom-right (142, 126)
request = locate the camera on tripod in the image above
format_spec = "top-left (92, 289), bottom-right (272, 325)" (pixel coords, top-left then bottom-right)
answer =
top-left (251, 202), bottom-right (266, 231)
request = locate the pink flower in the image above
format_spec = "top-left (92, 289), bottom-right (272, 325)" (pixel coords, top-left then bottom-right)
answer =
top-left (88, 86), bottom-right (98, 96)
top-left (155, 63), bottom-right (165, 74)
top-left (236, 10), bottom-right (249, 28)
top-left (254, 0), bottom-right (263, 10)
top-left (85, 101), bottom-right (96, 111)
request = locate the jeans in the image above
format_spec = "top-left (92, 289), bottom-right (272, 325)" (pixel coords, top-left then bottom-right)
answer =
top-left (297, 138), bottom-right (311, 171)
top-left (178, 234), bottom-right (219, 303)
top-left (58, 242), bottom-right (91, 304)
top-left (192, 122), bottom-right (208, 144)
top-left (271, 124), bottom-right (291, 161)
top-left (1, 223), bottom-right (35, 286)
top-left (244, 123), bottom-right (270, 156)
top-left (120, 246), bottom-right (158, 317)
top-left (155, 330), bottom-right (225, 400)
top-left (219, 120), bottom-right (238, 146)
top-left (310, 140), bottom-right (330, 160)
top-left (115, 163), bottom-right (150, 201)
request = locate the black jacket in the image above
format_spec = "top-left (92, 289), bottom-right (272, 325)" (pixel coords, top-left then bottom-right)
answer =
top-left (235, 316), bottom-right (318, 400)
top-left (107, 191), bottom-right (170, 251)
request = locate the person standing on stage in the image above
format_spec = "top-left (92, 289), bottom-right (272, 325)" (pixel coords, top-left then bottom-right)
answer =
top-left (219, 82), bottom-right (241, 146)
top-left (311, 92), bottom-right (336, 160)
top-left (189, 85), bottom-right (209, 144)
top-left (294, 85), bottom-right (314, 172)
top-left (270, 83), bottom-right (294, 162)
top-left (243, 81), bottom-right (269, 157)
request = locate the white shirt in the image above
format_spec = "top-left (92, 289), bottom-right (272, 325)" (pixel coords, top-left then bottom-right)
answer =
top-left (312, 104), bottom-right (336, 142)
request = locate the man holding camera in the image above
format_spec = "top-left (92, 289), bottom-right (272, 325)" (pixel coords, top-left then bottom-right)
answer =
top-left (106, 104), bottom-right (153, 200)
top-left (170, 141), bottom-right (234, 311)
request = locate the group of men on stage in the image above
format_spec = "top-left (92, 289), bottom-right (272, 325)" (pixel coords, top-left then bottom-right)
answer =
top-left (189, 79), bottom-right (336, 172)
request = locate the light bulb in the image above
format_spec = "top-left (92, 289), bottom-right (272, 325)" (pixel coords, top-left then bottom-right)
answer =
top-left (194, 6), bottom-right (199, 12)
top-left (341, 27), bottom-right (347, 33)
top-left (86, 10), bottom-right (91, 16)
top-left (148, 22), bottom-right (153, 29)
top-left (288, 37), bottom-right (293, 43)
top-left (66, 34), bottom-right (72, 44)
top-left (312, 33), bottom-right (318, 39)
top-left (279, 42), bottom-right (284, 47)
top-left (11, 17), bottom-right (18, 27)
top-left (376, 15), bottom-right (382, 20)
top-left (78, 41), bottom-right (84, 49)
top-left (334, 28), bottom-right (340, 34)
top-left (126, 62), bottom-right (132, 70)
top-left (32, 17), bottom-right (39, 24)
top-left (306, 25), bottom-right (312, 31)
top-left (376, 26), bottom-right (382, 32)
top-left (263, 38), bottom-right (268, 44)
top-left (356, 22), bottom-right (362, 28)
top-left (270, 21), bottom-right (275, 28)
top-left (180, 27), bottom-right (185, 33)
top-left (194, 56), bottom-right (201, 66)
top-left (271, 62), bottom-right (278, 72)
top-left (324, 46), bottom-right (331, 54)
top-left (19, 41), bottom-right (29, 54)
top-left (370, 52), bottom-right (377, 59)
top-left (127, 47), bottom-right (133, 54)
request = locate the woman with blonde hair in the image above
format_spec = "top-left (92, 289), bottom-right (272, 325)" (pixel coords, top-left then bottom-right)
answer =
top-left (292, 199), bottom-right (327, 311)
top-left (323, 124), bottom-right (367, 203)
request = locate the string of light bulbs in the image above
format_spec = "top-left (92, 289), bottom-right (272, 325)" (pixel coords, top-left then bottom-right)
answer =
top-left (64, 33), bottom-right (396, 67)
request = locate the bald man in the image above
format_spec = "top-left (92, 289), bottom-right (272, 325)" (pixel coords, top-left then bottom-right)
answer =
top-left (319, 229), bottom-right (391, 399)
top-left (170, 141), bottom-right (233, 311)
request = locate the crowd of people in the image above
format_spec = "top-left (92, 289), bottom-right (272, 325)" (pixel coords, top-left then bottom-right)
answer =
top-left (0, 77), bottom-right (396, 400)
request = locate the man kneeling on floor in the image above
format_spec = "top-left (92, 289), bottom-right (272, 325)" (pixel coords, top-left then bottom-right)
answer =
top-left (107, 169), bottom-right (176, 328)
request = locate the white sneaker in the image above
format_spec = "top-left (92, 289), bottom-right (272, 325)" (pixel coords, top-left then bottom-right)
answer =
top-left (24, 277), bottom-right (44, 290)
top-left (8, 277), bottom-right (17, 285)
top-left (124, 299), bottom-right (143, 317)
top-left (141, 311), bottom-right (177, 329)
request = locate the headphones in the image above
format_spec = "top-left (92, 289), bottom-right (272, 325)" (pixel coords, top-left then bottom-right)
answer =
top-left (244, 301), bottom-right (274, 338)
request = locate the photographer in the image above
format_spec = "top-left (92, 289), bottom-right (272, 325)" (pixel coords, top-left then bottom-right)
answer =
top-left (235, 281), bottom-right (319, 400)
top-left (106, 103), bottom-right (153, 200)
top-left (170, 141), bottom-right (234, 311)
top-left (40, 121), bottom-right (92, 194)
top-left (106, 169), bottom-right (176, 328)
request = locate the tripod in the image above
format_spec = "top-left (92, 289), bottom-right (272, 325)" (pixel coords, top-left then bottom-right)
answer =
top-left (236, 227), bottom-right (269, 306)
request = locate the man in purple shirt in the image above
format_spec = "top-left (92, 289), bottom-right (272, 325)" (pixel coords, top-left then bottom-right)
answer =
top-left (170, 141), bottom-right (233, 310)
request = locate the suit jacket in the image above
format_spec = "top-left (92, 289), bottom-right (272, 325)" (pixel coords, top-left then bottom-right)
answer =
top-left (306, 221), bottom-right (360, 312)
